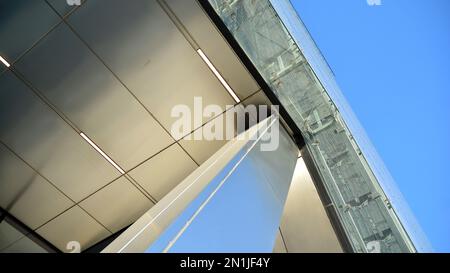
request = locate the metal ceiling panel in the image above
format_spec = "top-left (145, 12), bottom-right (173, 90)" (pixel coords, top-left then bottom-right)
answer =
top-left (179, 125), bottom-right (230, 166)
top-left (36, 205), bottom-right (111, 252)
top-left (0, 221), bottom-right (25, 251)
top-left (0, 234), bottom-right (47, 253)
top-left (0, 0), bottom-right (60, 63)
top-left (67, 0), bottom-right (236, 137)
top-left (166, 0), bottom-right (260, 100)
top-left (79, 177), bottom-right (153, 233)
top-left (16, 23), bottom-right (174, 170)
top-left (0, 143), bottom-right (73, 230)
top-left (0, 71), bottom-right (119, 202)
top-left (129, 144), bottom-right (198, 201)
top-left (46, 0), bottom-right (83, 17)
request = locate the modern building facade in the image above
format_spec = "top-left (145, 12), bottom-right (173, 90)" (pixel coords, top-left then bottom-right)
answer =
top-left (0, 0), bottom-right (429, 253)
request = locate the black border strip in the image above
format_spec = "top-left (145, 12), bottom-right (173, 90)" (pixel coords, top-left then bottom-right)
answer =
top-left (197, 0), bottom-right (305, 149)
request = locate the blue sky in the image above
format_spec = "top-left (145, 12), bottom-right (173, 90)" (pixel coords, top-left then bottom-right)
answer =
top-left (291, 0), bottom-right (450, 252)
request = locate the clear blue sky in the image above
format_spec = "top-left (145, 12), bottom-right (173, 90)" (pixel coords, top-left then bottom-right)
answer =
top-left (291, 0), bottom-right (450, 252)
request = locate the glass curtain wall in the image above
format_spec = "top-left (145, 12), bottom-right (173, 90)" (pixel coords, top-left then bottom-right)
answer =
top-left (206, 0), bottom-right (420, 253)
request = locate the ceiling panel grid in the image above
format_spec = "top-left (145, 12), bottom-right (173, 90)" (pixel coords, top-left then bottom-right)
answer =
top-left (0, 0), bottom-right (262, 251)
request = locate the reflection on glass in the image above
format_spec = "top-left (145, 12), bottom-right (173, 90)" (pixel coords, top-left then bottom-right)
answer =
top-left (104, 117), bottom-right (298, 253)
top-left (147, 118), bottom-right (297, 252)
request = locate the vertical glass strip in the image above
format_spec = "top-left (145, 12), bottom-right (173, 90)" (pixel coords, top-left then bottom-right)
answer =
top-left (207, 0), bottom-right (423, 252)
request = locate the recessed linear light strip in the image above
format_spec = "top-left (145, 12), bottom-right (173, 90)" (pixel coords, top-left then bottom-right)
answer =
top-left (197, 49), bottom-right (240, 103)
top-left (80, 132), bottom-right (125, 174)
top-left (0, 55), bottom-right (11, 68)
